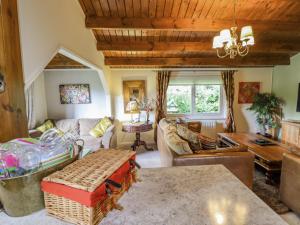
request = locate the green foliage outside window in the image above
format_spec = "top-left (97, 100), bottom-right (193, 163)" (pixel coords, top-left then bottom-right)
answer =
top-left (167, 86), bottom-right (191, 114)
top-left (167, 84), bottom-right (221, 114)
top-left (195, 85), bottom-right (220, 113)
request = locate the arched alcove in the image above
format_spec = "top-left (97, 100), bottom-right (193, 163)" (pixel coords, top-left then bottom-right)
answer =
top-left (25, 47), bottom-right (111, 128)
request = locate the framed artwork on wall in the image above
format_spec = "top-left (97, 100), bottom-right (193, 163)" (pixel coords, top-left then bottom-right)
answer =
top-left (238, 82), bottom-right (260, 104)
top-left (123, 80), bottom-right (146, 113)
top-left (59, 84), bottom-right (91, 104)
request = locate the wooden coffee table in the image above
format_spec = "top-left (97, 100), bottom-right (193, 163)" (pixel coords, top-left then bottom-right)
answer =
top-left (218, 133), bottom-right (290, 184)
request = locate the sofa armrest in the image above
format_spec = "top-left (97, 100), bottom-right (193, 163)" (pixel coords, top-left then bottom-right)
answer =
top-left (101, 125), bottom-right (115, 149)
top-left (173, 152), bottom-right (254, 188)
top-left (101, 131), bottom-right (113, 149)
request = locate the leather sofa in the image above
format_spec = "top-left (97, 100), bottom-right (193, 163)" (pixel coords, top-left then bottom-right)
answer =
top-left (157, 122), bottom-right (254, 188)
top-left (280, 152), bottom-right (300, 214)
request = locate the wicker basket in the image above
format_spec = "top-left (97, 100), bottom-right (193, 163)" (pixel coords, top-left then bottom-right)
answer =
top-left (42, 149), bottom-right (137, 225)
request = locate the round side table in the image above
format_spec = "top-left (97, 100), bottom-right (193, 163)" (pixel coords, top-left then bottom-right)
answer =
top-left (122, 122), bottom-right (153, 151)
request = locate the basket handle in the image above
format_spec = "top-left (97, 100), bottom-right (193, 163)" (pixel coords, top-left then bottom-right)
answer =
top-left (105, 179), bottom-right (122, 189)
top-left (130, 159), bottom-right (141, 169)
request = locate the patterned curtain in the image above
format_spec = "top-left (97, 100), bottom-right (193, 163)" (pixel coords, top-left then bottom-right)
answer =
top-left (25, 82), bottom-right (35, 129)
top-left (154, 71), bottom-right (171, 142)
top-left (221, 70), bottom-right (236, 133)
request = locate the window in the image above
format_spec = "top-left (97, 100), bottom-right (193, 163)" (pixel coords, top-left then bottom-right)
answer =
top-left (167, 84), bottom-right (224, 118)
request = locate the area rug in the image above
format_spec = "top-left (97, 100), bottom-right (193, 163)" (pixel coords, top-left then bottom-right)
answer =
top-left (253, 169), bottom-right (289, 214)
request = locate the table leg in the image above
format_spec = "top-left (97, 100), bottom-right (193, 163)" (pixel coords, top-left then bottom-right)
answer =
top-left (131, 132), bottom-right (153, 151)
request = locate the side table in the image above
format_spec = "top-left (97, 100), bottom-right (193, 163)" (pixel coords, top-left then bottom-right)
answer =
top-left (122, 122), bottom-right (153, 151)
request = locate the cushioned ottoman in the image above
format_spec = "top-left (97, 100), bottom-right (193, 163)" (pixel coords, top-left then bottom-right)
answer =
top-left (41, 150), bottom-right (137, 225)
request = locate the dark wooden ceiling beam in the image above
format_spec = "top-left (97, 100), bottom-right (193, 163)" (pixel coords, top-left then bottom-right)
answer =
top-left (97, 40), bottom-right (300, 54)
top-left (86, 17), bottom-right (300, 32)
top-left (105, 55), bottom-right (290, 67)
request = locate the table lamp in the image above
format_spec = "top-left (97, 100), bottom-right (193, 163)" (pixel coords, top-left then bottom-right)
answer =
top-left (126, 100), bottom-right (140, 123)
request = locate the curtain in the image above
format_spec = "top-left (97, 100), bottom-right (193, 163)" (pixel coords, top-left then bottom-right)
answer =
top-left (221, 70), bottom-right (236, 133)
top-left (25, 82), bottom-right (35, 129)
top-left (154, 71), bottom-right (171, 142)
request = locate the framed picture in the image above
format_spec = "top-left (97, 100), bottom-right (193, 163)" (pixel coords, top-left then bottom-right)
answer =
top-left (238, 82), bottom-right (260, 104)
top-left (123, 80), bottom-right (146, 113)
top-left (59, 84), bottom-right (91, 104)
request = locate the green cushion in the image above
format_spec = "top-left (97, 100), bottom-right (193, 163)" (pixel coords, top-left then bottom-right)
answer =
top-left (89, 117), bottom-right (112, 138)
top-left (36, 120), bottom-right (54, 133)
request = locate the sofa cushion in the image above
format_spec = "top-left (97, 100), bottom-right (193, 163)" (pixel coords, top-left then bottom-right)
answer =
top-left (198, 134), bottom-right (217, 150)
top-left (79, 119), bottom-right (101, 136)
top-left (159, 118), bottom-right (177, 134)
top-left (177, 124), bottom-right (202, 151)
top-left (36, 120), bottom-right (54, 133)
top-left (165, 132), bottom-right (193, 155)
top-left (80, 135), bottom-right (102, 151)
top-left (89, 117), bottom-right (112, 138)
top-left (55, 119), bottom-right (79, 134)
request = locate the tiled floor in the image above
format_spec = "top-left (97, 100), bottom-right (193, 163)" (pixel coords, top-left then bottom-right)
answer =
top-left (136, 149), bottom-right (300, 225)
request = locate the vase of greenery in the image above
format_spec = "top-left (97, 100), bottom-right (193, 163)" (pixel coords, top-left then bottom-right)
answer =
top-left (248, 93), bottom-right (284, 137)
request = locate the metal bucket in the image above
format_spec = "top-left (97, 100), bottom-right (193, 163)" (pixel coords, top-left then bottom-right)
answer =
top-left (0, 157), bottom-right (78, 217)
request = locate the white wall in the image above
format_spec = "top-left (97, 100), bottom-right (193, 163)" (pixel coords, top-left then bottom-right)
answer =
top-left (17, 0), bottom-right (111, 99)
top-left (44, 70), bottom-right (107, 119)
top-left (110, 70), bottom-right (157, 147)
top-left (273, 53), bottom-right (300, 120)
top-left (32, 72), bottom-right (48, 125)
top-left (234, 68), bottom-right (273, 133)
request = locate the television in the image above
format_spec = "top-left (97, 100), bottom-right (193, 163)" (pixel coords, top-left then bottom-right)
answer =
top-left (297, 83), bottom-right (300, 112)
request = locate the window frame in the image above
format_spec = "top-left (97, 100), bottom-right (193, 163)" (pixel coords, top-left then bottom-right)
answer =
top-left (166, 83), bottom-right (226, 120)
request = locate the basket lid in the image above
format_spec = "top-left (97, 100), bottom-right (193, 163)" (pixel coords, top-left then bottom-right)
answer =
top-left (43, 149), bottom-right (135, 192)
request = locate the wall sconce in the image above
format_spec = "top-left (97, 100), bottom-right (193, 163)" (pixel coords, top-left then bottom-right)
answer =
top-left (0, 73), bottom-right (5, 93)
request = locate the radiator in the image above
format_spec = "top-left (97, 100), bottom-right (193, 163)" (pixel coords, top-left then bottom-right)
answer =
top-left (199, 120), bottom-right (225, 139)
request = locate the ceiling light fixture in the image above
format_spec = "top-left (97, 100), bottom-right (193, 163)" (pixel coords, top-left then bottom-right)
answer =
top-left (212, 0), bottom-right (255, 59)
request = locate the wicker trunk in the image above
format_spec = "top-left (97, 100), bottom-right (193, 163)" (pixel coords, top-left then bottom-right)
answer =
top-left (41, 150), bottom-right (137, 225)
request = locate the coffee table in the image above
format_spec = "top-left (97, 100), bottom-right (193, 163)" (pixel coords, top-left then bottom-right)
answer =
top-left (218, 132), bottom-right (290, 184)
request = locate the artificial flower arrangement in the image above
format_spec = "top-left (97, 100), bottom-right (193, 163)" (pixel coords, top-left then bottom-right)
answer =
top-left (139, 98), bottom-right (156, 123)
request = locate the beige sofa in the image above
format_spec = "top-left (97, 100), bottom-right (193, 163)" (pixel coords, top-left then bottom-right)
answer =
top-left (30, 118), bottom-right (117, 151)
top-left (157, 120), bottom-right (254, 188)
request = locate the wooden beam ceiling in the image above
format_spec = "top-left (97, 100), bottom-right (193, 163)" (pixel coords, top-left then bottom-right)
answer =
top-left (97, 40), bottom-right (300, 54)
top-left (78, 0), bottom-right (300, 68)
top-left (87, 17), bottom-right (300, 33)
top-left (105, 55), bottom-right (290, 67)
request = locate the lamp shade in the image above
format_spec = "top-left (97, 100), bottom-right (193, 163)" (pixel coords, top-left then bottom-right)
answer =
top-left (240, 26), bottom-right (254, 41)
top-left (212, 36), bottom-right (223, 49)
top-left (220, 29), bottom-right (231, 44)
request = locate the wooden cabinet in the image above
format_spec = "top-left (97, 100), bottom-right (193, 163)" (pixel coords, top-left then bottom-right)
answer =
top-left (281, 121), bottom-right (300, 147)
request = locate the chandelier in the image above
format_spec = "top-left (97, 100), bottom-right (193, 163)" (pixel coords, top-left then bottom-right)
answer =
top-left (212, 0), bottom-right (254, 59)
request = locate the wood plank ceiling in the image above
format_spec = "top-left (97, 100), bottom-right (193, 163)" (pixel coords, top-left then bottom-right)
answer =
top-left (45, 53), bottom-right (89, 69)
top-left (78, 0), bottom-right (300, 68)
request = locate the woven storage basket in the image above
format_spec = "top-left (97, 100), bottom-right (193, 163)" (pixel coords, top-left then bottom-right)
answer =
top-left (42, 149), bottom-right (137, 225)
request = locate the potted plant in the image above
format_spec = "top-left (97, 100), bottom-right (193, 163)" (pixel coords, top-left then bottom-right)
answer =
top-left (248, 93), bottom-right (284, 138)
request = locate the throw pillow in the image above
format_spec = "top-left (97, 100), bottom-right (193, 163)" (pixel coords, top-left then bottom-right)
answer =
top-left (177, 124), bottom-right (202, 151)
top-left (89, 117), bottom-right (112, 138)
top-left (165, 131), bottom-right (193, 155)
top-left (198, 134), bottom-right (217, 150)
top-left (36, 120), bottom-right (54, 133)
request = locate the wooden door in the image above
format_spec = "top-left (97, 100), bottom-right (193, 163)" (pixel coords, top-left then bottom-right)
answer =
top-left (0, 0), bottom-right (28, 142)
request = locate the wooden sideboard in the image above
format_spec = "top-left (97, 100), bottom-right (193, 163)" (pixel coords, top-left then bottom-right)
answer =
top-left (281, 120), bottom-right (300, 148)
